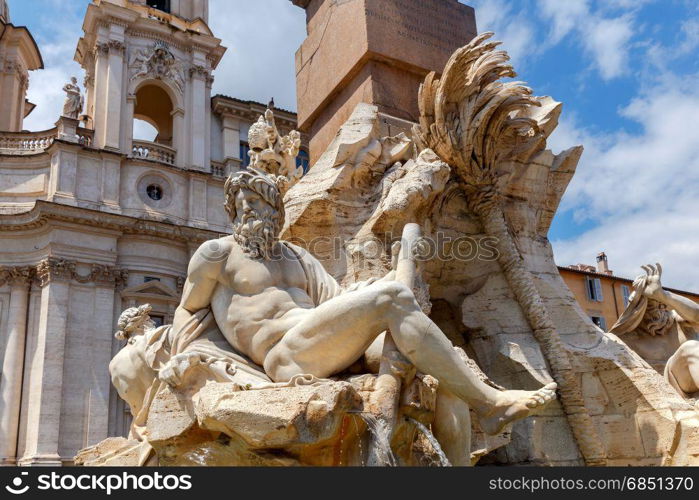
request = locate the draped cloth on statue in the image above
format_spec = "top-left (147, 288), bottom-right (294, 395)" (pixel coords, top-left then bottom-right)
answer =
top-left (130, 309), bottom-right (272, 443)
top-left (609, 276), bottom-right (649, 336)
top-left (284, 242), bottom-right (343, 305)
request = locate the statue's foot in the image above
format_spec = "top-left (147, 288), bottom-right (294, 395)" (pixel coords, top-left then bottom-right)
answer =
top-left (478, 382), bottom-right (557, 436)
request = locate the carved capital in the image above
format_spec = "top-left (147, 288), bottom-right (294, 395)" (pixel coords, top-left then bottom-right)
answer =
top-left (35, 258), bottom-right (76, 286)
top-left (0, 266), bottom-right (35, 287)
top-left (94, 42), bottom-right (110, 56)
top-left (189, 64), bottom-right (210, 80)
top-left (86, 264), bottom-right (129, 288)
top-left (34, 257), bottom-right (129, 288)
top-left (3, 60), bottom-right (28, 89)
top-left (18, 71), bottom-right (29, 90)
top-left (107, 40), bottom-right (126, 55)
top-left (3, 60), bottom-right (21, 74)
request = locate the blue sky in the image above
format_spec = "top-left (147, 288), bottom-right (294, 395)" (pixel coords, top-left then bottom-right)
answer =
top-left (8, 0), bottom-right (699, 290)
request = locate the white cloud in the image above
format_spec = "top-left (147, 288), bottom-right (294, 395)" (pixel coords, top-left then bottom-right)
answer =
top-left (208, 0), bottom-right (306, 112)
top-left (553, 202), bottom-right (699, 291)
top-left (538, 0), bottom-right (589, 45)
top-left (551, 73), bottom-right (699, 290)
top-left (678, 18), bottom-right (699, 55)
top-left (537, 0), bottom-right (636, 80)
top-left (18, 0), bottom-right (84, 131)
top-left (583, 15), bottom-right (634, 80)
top-left (466, 0), bottom-right (538, 66)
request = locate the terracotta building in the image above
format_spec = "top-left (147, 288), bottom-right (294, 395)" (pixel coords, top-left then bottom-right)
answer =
top-left (559, 252), bottom-right (699, 331)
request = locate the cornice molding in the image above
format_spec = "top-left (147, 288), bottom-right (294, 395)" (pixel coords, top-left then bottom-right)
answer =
top-left (0, 201), bottom-right (226, 245)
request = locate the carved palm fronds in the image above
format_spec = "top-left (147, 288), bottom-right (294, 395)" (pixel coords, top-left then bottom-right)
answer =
top-left (414, 33), bottom-right (607, 465)
top-left (413, 32), bottom-right (542, 196)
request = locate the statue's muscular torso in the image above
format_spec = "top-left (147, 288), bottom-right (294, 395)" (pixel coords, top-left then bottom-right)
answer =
top-left (206, 238), bottom-right (317, 365)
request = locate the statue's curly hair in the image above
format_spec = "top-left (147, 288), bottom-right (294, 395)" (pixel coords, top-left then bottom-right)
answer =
top-left (639, 300), bottom-right (676, 337)
top-left (223, 169), bottom-right (285, 225)
top-left (115, 304), bottom-right (153, 341)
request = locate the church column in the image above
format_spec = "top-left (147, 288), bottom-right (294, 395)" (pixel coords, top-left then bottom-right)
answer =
top-left (172, 108), bottom-right (185, 168)
top-left (86, 275), bottom-right (126, 447)
top-left (84, 66), bottom-right (96, 129)
top-left (171, 0), bottom-right (182, 17)
top-left (104, 40), bottom-right (126, 151)
top-left (93, 43), bottom-right (109, 150)
top-left (189, 63), bottom-right (209, 171)
top-left (125, 94), bottom-right (136, 156)
top-left (205, 74), bottom-right (213, 171)
top-left (48, 148), bottom-right (78, 205)
top-left (14, 70), bottom-right (28, 131)
top-left (0, 268), bottom-right (33, 465)
top-left (0, 61), bottom-right (24, 132)
top-left (19, 259), bottom-right (71, 466)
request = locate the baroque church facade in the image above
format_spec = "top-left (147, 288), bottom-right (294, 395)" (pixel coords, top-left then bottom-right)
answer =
top-left (0, 0), bottom-right (307, 465)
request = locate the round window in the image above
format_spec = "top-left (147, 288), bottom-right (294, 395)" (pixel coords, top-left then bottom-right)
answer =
top-left (137, 173), bottom-right (172, 208)
top-left (147, 184), bottom-right (164, 201)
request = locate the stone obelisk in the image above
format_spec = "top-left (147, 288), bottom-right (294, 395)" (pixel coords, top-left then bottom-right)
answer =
top-left (291, 0), bottom-right (477, 162)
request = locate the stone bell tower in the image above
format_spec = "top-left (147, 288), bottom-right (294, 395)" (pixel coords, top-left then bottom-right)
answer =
top-left (0, 0), bottom-right (43, 132)
top-left (74, 0), bottom-right (224, 171)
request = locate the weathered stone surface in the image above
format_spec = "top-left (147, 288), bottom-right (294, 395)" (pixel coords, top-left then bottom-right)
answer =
top-left (195, 382), bottom-right (363, 450)
top-left (146, 385), bottom-right (197, 445)
top-left (74, 438), bottom-right (144, 467)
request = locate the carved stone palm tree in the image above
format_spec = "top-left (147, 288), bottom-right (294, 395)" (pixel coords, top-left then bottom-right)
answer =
top-left (413, 32), bottom-right (606, 465)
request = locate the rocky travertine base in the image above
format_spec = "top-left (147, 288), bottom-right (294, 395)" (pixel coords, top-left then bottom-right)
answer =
top-left (78, 374), bottom-right (508, 467)
top-left (75, 438), bottom-right (152, 467)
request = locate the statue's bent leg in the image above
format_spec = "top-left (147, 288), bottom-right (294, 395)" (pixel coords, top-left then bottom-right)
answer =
top-left (433, 386), bottom-right (471, 466)
top-left (265, 280), bottom-right (556, 435)
top-left (263, 282), bottom-right (399, 382)
top-left (264, 280), bottom-right (495, 397)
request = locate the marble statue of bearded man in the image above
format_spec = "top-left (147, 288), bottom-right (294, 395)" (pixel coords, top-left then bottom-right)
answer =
top-left (152, 154), bottom-right (558, 464)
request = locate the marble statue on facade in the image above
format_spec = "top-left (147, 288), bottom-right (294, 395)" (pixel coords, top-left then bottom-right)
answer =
top-left (611, 264), bottom-right (699, 404)
top-left (62, 77), bottom-right (83, 120)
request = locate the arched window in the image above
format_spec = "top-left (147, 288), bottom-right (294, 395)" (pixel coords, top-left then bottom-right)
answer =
top-left (147, 0), bottom-right (171, 13)
top-left (133, 84), bottom-right (174, 147)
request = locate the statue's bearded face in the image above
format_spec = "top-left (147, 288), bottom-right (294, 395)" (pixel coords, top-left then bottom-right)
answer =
top-left (232, 188), bottom-right (282, 260)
